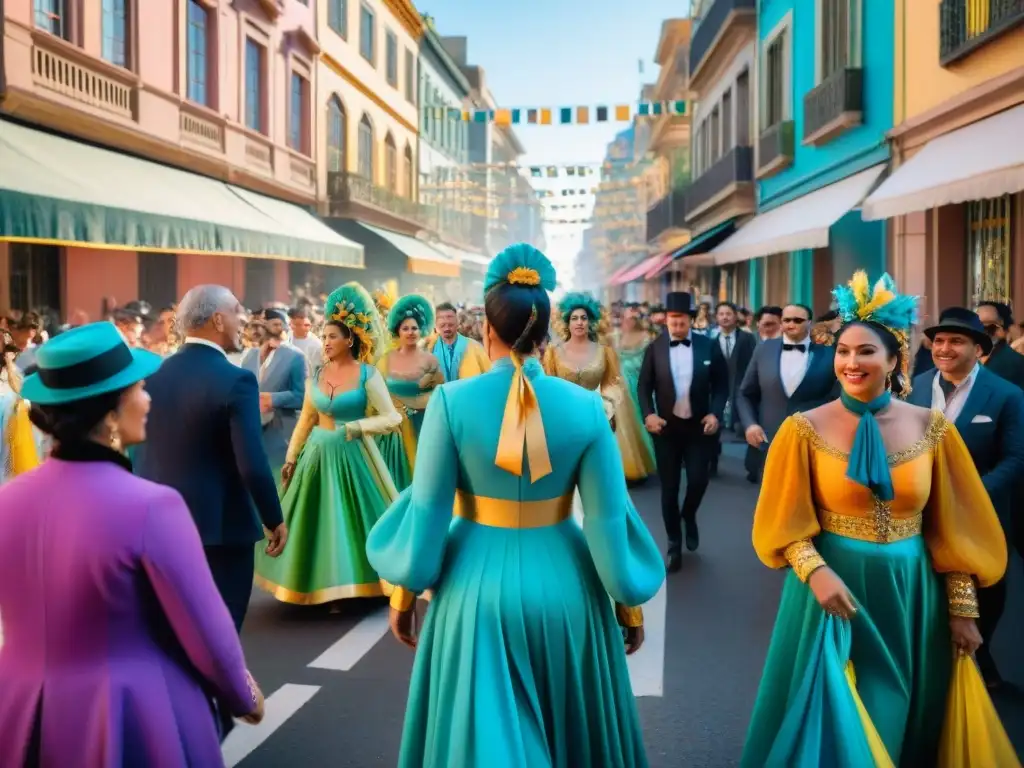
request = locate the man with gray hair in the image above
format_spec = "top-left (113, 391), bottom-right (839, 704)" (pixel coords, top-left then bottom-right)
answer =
top-left (136, 286), bottom-right (287, 631)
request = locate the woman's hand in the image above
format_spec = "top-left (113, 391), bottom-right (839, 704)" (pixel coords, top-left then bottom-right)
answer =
top-left (950, 615), bottom-right (983, 656)
top-left (624, 625), bottom-right (645, 655)
top-left (280, 462), bottom-right (296, 488)
top-left (389, 605), bottom-right (418, 650)
top-left (239, 672), bottom-right (266, 725)
top-left (808, 567), bottom-right (857, 619)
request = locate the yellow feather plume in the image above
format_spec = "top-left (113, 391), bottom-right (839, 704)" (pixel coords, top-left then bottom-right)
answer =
top-left (850, 271), bottom-right (871, 307)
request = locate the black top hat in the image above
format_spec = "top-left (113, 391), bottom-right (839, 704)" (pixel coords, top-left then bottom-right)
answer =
top-left (665, 292), bottom-right (694, 315)
top-left (924, 307), bottom-right (993, 355)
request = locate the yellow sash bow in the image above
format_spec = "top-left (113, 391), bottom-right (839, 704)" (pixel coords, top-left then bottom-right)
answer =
top-left (494, 353), bottom-right (552, 482)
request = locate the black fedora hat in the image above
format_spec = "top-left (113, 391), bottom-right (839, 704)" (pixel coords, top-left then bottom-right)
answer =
top-left (665, 292), bottom-right (694, 315)
top-left (924, 307), bottom-right (993, 355)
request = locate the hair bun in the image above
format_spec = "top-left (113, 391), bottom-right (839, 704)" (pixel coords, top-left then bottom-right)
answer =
top-left (484, 244), bottom-right (557, 296)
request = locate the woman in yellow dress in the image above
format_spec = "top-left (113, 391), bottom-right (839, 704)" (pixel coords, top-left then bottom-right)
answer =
top-left (544, 293), bottom-right (653, 482)
top-left (742, 272), bottom-right (1015, 767)
top-left (375, 294), bottom-right (444, 492)
top-left (614, 303), bottom-right (657, 479)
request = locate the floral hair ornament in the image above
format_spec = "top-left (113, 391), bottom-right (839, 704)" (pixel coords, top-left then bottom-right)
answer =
top-left (484, 243), bottom-right (558, 483)
top-left (324, 282), bottom-right (387, 365)
top-left (833, 271), bottom-right (919, 397)
top-left (387, 294), bottom-right (434, 337)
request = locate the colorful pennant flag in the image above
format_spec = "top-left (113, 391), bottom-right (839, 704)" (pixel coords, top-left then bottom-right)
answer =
top-left (441, 101), bottom-right (687, 124)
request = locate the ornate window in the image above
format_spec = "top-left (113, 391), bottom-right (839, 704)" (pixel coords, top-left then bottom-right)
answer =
top-left (102, 0), bottom-right (129, 68)
top-left (384, 133), bottom-right (397, 192)
top-left (357, 114), bottom-right (374, 180)
top-left (404, 143), bottom-right (414, 198)
top-left (966, 196), bottom-right (1013, 304)
top-left (327, 98), bottom-right (346, 173)
top-left (186, 0), bottom-right (209, 106)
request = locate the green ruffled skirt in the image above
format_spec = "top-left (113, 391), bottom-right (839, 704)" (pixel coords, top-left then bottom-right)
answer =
top-left (254, 427), bottom-right (397, 604)
top-left (376, 429), bottom-right (412, 492)
top-left (397, 518), bottom-right (647, 768)
top-left (620, 357), bottom-right (655, 459)
top-left (742, 532), bottom-right (951, 767)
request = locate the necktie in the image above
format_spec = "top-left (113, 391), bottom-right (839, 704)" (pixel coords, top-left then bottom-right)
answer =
top-left (670, 338), bottom-right (691, 348)
top-left (938, 376), bottom-right (957, 403)
top-left (782, 343), bottom-right (806, 352)
top-left (725, 335), bottom-right (733, 356)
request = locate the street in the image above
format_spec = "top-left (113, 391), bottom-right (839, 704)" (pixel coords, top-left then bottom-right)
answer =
top-left (229, 449), bottom-right (1024, 767)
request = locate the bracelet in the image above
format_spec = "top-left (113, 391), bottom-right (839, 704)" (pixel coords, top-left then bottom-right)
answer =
top-left (783, 540), bottom-right (827, 583)
top-left (245, 670), bottom-right (259, 708)
top-left (390, 586), bottom-right (416, 612)
top-left (345, 422), bottom-right (364, 440)
top-left (946, 572), bottom-right (980, 618)
top-left (615, 603), bottom-right (643, 628)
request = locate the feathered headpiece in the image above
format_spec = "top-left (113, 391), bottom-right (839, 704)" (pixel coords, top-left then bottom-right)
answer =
top-left (324, 282), bottom-right (386, 364)
top-left (833, 271), bottom-right (919, 396)
top-left (387, 294), bottom-right (434, 336)
top-left (372, 287), bottom-right (395, 317)
top-left (554, 291), bottom-right (610, 342)
top-left (483, 243), bottom-right (557, 295)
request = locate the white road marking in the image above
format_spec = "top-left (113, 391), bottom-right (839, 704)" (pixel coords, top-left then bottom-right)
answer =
top-left (307, 606), bottom-right (391, 671)
top-left (222, 683), bottom-right (320, 767)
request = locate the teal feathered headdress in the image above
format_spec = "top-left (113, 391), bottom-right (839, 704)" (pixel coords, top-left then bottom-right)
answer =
top-left (833, 271), bottom-right (919, 395)
top-left (555, 291), bottom-right (608, 341)
top-left (483, 243), bottom-right (557, 295)
top-left (324, 282), bottom-right (386, 364)
top-left (387, 294), bottom-right (434, 336)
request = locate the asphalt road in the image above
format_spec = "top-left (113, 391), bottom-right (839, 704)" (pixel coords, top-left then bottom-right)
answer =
top-left (229, 448), bottom-right (1024, 767)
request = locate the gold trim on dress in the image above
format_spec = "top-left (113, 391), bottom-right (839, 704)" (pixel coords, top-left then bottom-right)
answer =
top-left (819, 506), bottom-right (923, 543)
top-left (791, 409), bottom-right (948, 467)
top-left (390, 586), bottom-right (416, 612)
top-left (784, 540), bottom-right (827, 583)
top-left (615, 603), bottom-right (644, 628)
top-left (253, 574), bottom-right (386, 605)
top-left (946, 572), bottom-right (980, 618)
top-left (494, 352), bottom-right (552, 481)
top-left (453, 489), bottom-right (572, 529)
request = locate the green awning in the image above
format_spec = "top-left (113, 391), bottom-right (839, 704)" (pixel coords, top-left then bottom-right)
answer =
top-left (0, 119), bottom-right (363, 267)
top-left (672, 219), bottom-right (736, 259)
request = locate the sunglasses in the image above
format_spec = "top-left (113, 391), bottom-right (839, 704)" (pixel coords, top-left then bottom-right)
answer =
top-left (782, 317), bottom-right (808, 324)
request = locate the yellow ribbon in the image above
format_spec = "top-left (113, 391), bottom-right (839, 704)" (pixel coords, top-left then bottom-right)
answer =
top-left (494, 353), bottom-right (552, 482)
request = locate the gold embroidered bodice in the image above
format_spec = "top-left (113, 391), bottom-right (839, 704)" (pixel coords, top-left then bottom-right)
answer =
top-left (545, 344), bottom-right (608, 391)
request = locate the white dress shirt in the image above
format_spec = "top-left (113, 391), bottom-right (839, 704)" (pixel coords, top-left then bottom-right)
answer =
top-left (930, 363), bottom-right (980, 423)
top-left (718, 331), bottom-right (736, 359)
top-left (669, 335), bottom-right (694, 419)
top-left (780, 336), bottom-right (811, 397)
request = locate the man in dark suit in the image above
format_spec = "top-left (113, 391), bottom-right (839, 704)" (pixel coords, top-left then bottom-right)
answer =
top-left (708, 301), bottom-right (756, 476)
top-left (909, 307), bottom-right (1024, 687)
top-left (976, 301), bottom-right (1024, 390)
top-left (638, 291), bottom-right (728, 570)
top-left (135, 284), bottom-right (288, 634)
top-left (736, 303), bottom-right (838, 482)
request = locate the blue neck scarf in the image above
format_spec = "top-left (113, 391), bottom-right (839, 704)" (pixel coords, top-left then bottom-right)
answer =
top-left (840, 390), bottom-right (894, 501)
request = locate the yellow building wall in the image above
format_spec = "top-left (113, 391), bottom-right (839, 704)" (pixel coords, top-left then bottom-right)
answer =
top-left (316, 0), bottom-right (421, 198)
top-left (897, 0), bottom-right (1024, 124)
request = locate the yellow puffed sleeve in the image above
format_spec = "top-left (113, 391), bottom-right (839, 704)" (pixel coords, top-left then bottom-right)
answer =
top-left (751, 415), bottom-right (826, 582)
top-left (926, 419), bottom-right (1007, 618)
top-left (285, 384), bottom-right (318, 464)
top-left (541, 344), bottom-right (558, 376)
top-left (599, 344), bottom-right (624, 420)
top-left (9, 399), bottom-right (40, 475)
top-left (459, 339), bottom-right (491, 378)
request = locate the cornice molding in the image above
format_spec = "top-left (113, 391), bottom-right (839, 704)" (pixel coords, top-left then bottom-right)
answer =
top-left (382, 0), bottom-right (425, 41)
top-left (320, 53), bottom-right (418, 135)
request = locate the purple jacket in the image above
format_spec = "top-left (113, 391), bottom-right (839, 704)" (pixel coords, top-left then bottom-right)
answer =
top-left (0, 445), bottom-right (253, 767)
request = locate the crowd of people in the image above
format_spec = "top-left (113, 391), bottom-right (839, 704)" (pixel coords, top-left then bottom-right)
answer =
top-left (0, 251), bottom-right (1021, 766)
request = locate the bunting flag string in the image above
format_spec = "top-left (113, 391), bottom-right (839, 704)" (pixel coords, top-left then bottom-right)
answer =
top-left (421, 101), bottom-right (688, 125)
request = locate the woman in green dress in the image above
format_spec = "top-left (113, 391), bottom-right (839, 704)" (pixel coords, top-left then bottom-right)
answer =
top-left (366, 244), bottom-right (665, 768)
top-left (254, 282), bottom-right (400, 606)
top-left (375, 294), bottom-right (444, 492)
top-left (614, 302), bottom-right (656, 477)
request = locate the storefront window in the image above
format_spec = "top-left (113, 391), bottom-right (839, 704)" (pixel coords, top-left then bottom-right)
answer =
top-left (966, 195), bottom-right (1013, 304)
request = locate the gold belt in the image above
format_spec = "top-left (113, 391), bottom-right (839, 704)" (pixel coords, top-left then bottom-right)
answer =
top-left (820, 506), bottom-right (922, 544)
top-left (454, 489), bottom-right (573, 529)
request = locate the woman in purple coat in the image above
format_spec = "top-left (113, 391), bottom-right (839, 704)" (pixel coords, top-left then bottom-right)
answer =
top-left (0, 322), bottom-right (266, 767)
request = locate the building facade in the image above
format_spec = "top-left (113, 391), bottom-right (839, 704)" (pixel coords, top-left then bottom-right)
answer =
top-left (709, 0), bottom-right (894, 313)
top-left (680, 0), bottom-right (757, 306)
top-left (872, 1), bottom-right (1024, 321)
top-left (1, 0), bottom-right (359, 321)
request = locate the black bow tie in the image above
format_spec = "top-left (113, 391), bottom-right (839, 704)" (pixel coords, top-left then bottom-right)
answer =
top-left (783, 343), bottom-right (806, 352)
top-left (670, 338), bottom-right (691, 348)
top-left (938, 376), bottom-right (957, 400)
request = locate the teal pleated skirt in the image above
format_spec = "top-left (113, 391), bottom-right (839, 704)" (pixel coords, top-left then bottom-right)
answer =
top-left (742, 532), bottom-right (951, 767)
top-left (375, 430), bottom-right (412, 492)
top-left (398, 518), bottom-right (647, 768)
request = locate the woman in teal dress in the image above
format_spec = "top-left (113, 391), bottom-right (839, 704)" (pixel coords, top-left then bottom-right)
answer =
top-left (254, 282), bottom-right (401, 606)
top-left (366, 244), bottom-right (665, 768)
top-left (375, 294), bottom-right (444, 492)
top-left (742, 272), bottom-right (1013, 767)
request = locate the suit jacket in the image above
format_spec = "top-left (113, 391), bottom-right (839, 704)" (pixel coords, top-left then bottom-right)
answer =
top-left (712, 330), bottom-right (756, 403)
top-left (735, 338), bottom-right (838, 439)
top-left (637, 331), bottom-right (728, 424)
top-left (0, 445), bottom-right (253, 765)
top-left (909, 365), bottom-right (1024, 527)
top-left (135, 342), bottom-right (284, 546)
top-left (984, 341), bottom-right (1024, 391)
top-left (240, 344), bottom-right (306, 467)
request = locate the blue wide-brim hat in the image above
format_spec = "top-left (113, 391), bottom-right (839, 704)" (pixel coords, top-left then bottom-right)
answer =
top-left (21, 322), bottom-right (163, 405)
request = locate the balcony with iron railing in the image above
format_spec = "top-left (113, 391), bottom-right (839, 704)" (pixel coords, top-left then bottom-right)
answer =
top-left (646, 185), bottom-right (689, 241)
top-left (684, 146), bottom-right (754, 220)
top-left (689, 0), bottom-right (756, 92)
top-left (756, 120), bottom-right (794, 179)
top-left (803, 68), bottom-right (863, 146)
top-left (940, 0), bottom-right (1024, 65)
